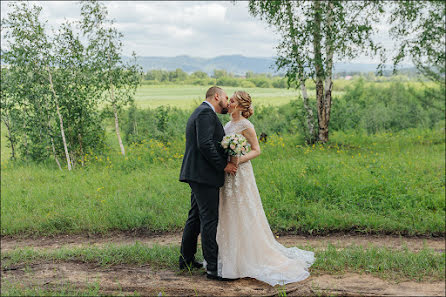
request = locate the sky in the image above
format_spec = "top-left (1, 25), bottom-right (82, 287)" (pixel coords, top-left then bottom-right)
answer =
top-left (1, 1), bottom-right (399, 64)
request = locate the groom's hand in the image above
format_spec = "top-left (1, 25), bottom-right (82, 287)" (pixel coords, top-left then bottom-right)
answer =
top-left (224, 163), bottom-right (238, 175)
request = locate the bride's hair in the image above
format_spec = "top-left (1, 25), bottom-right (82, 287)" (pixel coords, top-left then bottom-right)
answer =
top-left (234, 91), bottom-right (254, 119)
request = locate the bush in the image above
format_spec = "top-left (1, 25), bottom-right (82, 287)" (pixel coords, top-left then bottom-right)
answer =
top-left (240, 80), bottom-right (257, 88)
top-left (248, 77), bottom-right (272, 88)
top-left (216, 76), bottom-right (241, 87)
top-left (272, 78), bottom-right (287, 88)
top-left (329, 79), bottom-right (444, 133)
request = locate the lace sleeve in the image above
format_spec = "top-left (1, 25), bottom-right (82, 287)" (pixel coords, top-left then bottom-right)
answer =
top-left (242, 119), bottom-right (254, 131)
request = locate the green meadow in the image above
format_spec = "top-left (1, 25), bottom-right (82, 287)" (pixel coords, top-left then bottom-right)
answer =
top-left (132, 84), bottom-right (311, 108)
top-left (1, 124), bottom-right (444, 236)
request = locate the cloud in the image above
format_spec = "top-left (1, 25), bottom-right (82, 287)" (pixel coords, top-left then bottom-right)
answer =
top-left (1, 1), bottom-right (409, 64)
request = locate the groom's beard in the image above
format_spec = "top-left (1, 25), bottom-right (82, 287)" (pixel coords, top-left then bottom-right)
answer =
top-left (219, 102), bottom-right (229, 114)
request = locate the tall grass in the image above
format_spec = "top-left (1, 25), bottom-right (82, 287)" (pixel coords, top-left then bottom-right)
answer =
top-left (1, 128), bottom-right (444, 236)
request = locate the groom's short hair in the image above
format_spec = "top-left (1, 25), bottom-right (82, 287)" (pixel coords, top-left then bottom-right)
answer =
top-left (206, 86), bottom-right (223, 99)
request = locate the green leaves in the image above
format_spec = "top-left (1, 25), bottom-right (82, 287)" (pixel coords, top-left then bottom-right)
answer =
top-left (249, 1), bottom-right (384, 83)
top-left (1, 0), bottom-right (143, 165)
top-left (248, 1), bottom-right (386, 143)
top-left (388, 1), bottom-right (445, 82)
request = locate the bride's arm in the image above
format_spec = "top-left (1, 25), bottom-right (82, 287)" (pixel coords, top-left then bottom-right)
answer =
top-left (239, 128), bottom-right (261, 164)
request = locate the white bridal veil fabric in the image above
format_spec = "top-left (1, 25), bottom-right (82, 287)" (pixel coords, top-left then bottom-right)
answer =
top-left (216, 118), bottom-right (315, 286)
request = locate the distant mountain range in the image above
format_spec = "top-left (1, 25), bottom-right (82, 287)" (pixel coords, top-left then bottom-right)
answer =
top-left (123, 54), bottom-right (414, 75)
top-left (122, 55), bottom-right (277, 75)
top-left (1, 50), bottom-right (414, 75)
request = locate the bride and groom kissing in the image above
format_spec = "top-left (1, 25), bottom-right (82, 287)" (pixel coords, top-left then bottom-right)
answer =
top-left (179, 86), bottom-right (314, 286)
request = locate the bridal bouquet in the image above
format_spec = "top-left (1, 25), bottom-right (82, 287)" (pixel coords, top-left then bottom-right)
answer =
top-left (221, 134), bottom-right (251, 165)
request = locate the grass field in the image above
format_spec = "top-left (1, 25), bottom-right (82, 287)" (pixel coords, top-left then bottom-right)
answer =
top-left (1, 127), bottom-right (444, 236)
top-left (132, 84), bottom-right (341, 108)
top-left (1, 83), bottom-right (444, 237)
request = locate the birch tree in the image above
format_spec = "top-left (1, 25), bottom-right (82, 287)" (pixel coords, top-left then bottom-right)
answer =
top-left (1, 2), bottom-right (71, 167)
top-left (80, 0), bottom-right (142, 156)
top-left (249, 1), bottom-right (384, 143)
top-left (51, 20), bottom-right (106, 167)
top-left (2, 1), bottom-right (107, 168)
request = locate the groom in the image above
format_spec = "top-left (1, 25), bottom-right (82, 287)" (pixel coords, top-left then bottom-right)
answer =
top-left (179, 86), bottom-right (237, 280)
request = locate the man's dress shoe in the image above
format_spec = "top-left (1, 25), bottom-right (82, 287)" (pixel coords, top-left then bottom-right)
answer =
top-left (179, 259), bottom-right (203, 270)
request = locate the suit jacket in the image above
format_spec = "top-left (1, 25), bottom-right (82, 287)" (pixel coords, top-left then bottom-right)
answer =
top-left (179, 102), bottom-right (228, 187)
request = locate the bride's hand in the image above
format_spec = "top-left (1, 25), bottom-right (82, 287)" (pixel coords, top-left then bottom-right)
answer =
top-left (224, 163), bottom-right (238, 175)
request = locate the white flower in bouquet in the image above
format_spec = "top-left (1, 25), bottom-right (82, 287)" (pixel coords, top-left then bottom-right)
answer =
top-left (221, 134), bottom-right (251, 156)
top-left (221, 139), bottom-right (230, 149)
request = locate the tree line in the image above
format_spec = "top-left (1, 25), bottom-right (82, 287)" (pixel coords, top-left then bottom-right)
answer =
top-left (143, 69), bottom-right (289, 88)
top-left (142, 68), bottom-right (421, 89)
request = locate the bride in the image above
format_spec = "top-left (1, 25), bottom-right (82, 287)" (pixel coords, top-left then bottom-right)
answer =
top-left (216, 91), bottom-right (315, 286)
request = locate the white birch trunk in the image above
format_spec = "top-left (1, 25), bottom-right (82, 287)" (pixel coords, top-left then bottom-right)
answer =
top-left (47, 65), bottom-right (72, 171)
top-left (110, 85), bottom-right (125, 156)
top-left (324, 1), bottom-right (335, 136)
top-left (299, 79), bottom-right (315, 143)
top-left (312, 1), bottom-right (326, 142)
top-left (50, 134), bottom-right (62, 170)
top-left (2, 115), bottom-right (16, 160)
top-left (44, 93), bottom-right (62, 170)
top-left (286, 2), bottom-right (316, 143)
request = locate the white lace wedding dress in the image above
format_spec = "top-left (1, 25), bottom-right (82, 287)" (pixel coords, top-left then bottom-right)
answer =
top-left (216, 118), bottom-right (315, 286)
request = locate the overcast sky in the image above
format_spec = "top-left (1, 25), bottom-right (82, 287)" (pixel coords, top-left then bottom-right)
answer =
top-left (1, 1), bottom-right (399, 64)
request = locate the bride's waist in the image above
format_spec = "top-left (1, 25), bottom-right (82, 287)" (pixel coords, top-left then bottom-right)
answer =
top-left (235, 160), bottom-right (251, 172)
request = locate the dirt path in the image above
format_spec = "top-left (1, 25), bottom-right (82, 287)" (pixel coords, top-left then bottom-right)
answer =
top-left (2, 233), bottom-right (445, 296)
top-left (2, 232), bottom-right (445, 253)
top-left (2, 262), bottom-right (444, 296)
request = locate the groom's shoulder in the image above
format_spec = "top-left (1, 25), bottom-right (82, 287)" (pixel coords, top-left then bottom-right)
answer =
top-left (193, 103), bottom-right (214, 117)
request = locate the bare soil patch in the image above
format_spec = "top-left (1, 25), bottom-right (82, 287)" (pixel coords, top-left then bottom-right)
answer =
top-left (2, 262), bottom-right (444, 296)
top-left (2, 232), bottom-right (444, 253)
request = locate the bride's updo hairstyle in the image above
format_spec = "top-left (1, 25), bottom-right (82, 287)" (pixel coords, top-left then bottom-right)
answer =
top-left (234, 91), bottom-right (254, 119)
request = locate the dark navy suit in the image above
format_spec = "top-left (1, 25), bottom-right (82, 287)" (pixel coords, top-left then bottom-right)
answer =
top-left (179, 102), bottom-right (228, 272)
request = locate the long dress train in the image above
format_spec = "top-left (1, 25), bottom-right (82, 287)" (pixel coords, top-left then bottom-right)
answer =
top-left (216, 118), bottom-right (315, 286)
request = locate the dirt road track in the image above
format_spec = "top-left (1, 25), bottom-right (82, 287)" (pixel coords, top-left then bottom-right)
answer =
top-left (2, 262), bottom-right (445, 296)
top-left (2, 232), bottom-right (444, 252)
top-left (1, 232), bottom-right (445, 296)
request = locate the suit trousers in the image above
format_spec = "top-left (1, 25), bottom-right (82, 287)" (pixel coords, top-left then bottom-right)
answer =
top-left (180, 181), bottom-right (220, 272)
